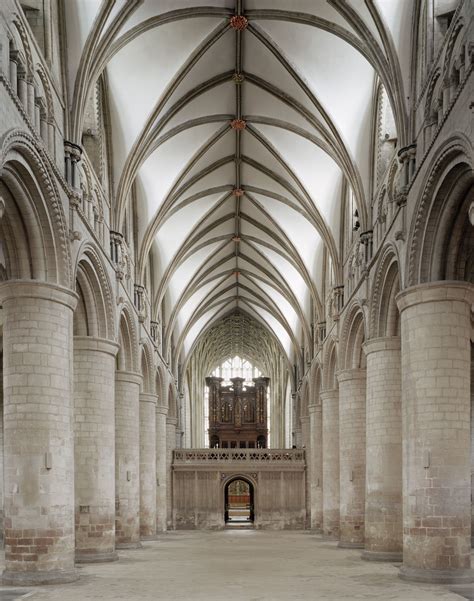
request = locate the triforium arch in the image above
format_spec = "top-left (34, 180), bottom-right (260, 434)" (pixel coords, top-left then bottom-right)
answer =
top-left (407, 135), bottom-right (474, 286)
top-left (73, 244), bottom-right (115, 339)
top-left (369, 245), bottom-right (401, 339)
top-left (0, 132), bottom-right (71, 286)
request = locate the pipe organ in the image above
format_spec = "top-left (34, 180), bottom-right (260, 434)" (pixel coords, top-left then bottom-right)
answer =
top-left (206, 376), bottom-right (269, 448)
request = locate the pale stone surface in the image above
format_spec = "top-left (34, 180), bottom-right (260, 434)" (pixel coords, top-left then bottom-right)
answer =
top-left (166, 418), bottom-right (178, 529)
top-left (363, 337), bottom-right (402, 561)
top-left (397, 282), bottom-right (473, 583)
top-left (321, 390), bottom-right (340, 539)
top-left (115, 372), bottom-right (141, 549)
top-left (156, 405), bottom-right (168, 532)
top-left (337, 369), bottom-right (366, 548)
top-left (16, 532), bottom-right (468, 601)
top-left (0, 281), bottom-right (77, 585)
top-left (309, 403), bottom-right (323, 531)
top-left (74, 337), bottom-right (119, 562)
top-left (139, 393), bottom-right (157, 539)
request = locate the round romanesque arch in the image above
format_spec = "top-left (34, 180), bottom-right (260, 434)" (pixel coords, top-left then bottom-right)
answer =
top-left (322, 337), bottom-right (338, 392)
top-left (369, 245), bottom-right (401, 339)
top-left (339, 301), bottom-right (368, 371)
top-left (74, 244), bottom-right (115, 339)
top-left (140, 341), bottom-right (155, 395)
top-left (407, 135), bottom-right (474, 286)
top-left (0, 132), bottom-right (71, 286)
top-left (116, 304), bottom-right (139, 373)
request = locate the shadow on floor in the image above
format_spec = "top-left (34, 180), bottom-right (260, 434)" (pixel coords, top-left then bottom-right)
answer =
top-left (449, 586), bottom-right (474, 601)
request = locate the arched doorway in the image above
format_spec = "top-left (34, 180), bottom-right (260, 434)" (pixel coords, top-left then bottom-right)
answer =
top-left (224, 478), bottom-right (255, 527)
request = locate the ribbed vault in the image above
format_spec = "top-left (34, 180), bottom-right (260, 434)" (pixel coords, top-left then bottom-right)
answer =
top-left (65, 0), bottom-right (411, 375)
top-left (188, 309), bottom-right (284, 376)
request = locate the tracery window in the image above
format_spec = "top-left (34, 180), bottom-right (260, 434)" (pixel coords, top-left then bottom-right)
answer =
top-left (212, 356), bottom-right (261, 386)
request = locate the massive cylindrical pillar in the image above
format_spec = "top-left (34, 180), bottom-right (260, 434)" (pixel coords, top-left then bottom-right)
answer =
top-left (74, 336), bottom-right (119, 563)
top-left (156, 403), bottom-right (168, 532)
top-left (0, 281), bottom-right (77, 585)
top-left (139, 392), bottom-right (157, 539)
top-left (309, 402), bottom-right (323, 531)
top-left (115, 371), bottom-right (141, 548)
top-left (337, 369), bottom-right (366, 548)
top-left (363, 337), bottom-right (402, 561)
top-left (166, 417), bottom-right (177, 528)
top-left (300, 415), bottom-right (310, 526)
top-left (321, 389), bottom-right (340, 539)
top-left (397, 282), bottom-right (473, 584)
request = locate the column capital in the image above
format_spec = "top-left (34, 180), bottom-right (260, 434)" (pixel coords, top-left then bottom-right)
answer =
top-left (166, 417), bottom-right (178, 426)
top-left (139, 393), bottom-right (157, 405)
top-left (363, 336), bottom-right (400, 356)
top-left (74, 336), bottom-right (119, 356)
top-left (336, 368), bottom-right (366, 383)
top-left (396, 281), bottom-right (473, 313)
top-left (115, 371), bottom-right (142, 385)
top-left (320, 389), bottom-right (338, 401)
top-left (0, 280), bottom-right (78, 310)
top-left (308, 402), bottom-right (321, 413)
top-left (156, 403), bottom-right (168, 416)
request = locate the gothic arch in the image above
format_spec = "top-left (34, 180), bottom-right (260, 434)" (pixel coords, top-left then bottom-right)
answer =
top-left (0, 131), bottom-right (72, 286)
top-left (339, 300), bottom-right (368, 370)
top-left (369, 245), bottom-right (401, 338)
top-left (407, 135), bottom-right (474, 286)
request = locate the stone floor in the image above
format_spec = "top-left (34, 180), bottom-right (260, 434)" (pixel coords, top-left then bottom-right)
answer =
top-left (0, 531), bottom-right (472, 601)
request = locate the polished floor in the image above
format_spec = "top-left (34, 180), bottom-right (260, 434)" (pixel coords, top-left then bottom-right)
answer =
top-left (0, 531), bottom-right (472, 601)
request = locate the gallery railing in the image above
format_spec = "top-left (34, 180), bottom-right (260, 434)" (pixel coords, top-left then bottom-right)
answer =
top-left (173, 448), bottom-right (305, 464)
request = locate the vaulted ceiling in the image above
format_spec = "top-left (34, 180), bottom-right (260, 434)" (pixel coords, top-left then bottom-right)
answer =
top-left (66, 0), bottom-right (412, 370)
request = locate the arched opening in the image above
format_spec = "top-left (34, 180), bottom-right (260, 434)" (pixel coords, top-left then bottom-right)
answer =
top-left (224, 477), bottom-right (255, 527)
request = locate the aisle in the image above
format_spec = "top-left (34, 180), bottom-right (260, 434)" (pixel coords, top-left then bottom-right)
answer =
top-left (1, 531), bottom-right (467, 601)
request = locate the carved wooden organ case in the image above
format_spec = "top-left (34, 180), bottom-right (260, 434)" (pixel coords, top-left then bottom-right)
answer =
top-left (206, 376), bottom-right (269, 448)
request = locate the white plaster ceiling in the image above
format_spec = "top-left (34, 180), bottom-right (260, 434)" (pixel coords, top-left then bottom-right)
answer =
top-left (66, 0), bottom-right (412, 368)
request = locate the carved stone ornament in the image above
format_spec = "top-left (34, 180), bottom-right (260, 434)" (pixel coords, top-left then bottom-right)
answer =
top-left (230, 119), bottom-right (246, 130)
top-left (232, 188), bottom-right (244, 197)
top-left (229, 15), bottom-right (248, 31)
top-left (232, 72), bottom-right (245, 84)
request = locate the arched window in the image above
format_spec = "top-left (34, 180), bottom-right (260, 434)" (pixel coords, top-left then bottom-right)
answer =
top-left (212, 356), bottom-right (261, 385)
top-left (373, 83), bottom-right (397, 192)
